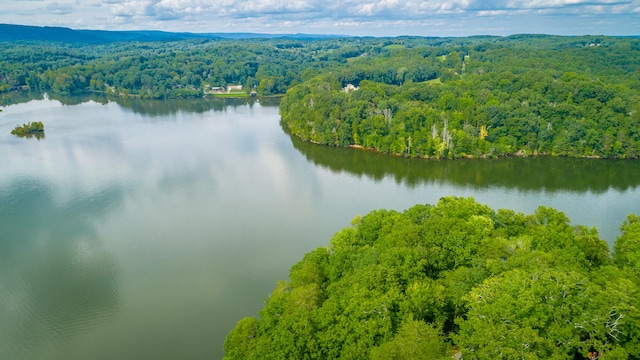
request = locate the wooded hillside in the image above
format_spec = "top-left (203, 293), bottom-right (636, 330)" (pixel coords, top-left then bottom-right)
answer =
top-left (224, 197), bottom-right (640, 359)
top-left (281, 36), bottom-right (640, 158)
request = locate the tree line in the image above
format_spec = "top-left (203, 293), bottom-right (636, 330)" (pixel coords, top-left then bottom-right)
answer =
top-left (224, 197), bottom-right (640, 359)
top-left (5, 34), bottom-right (631, 103)
top-left (0, 39), bottom-right (338, 98)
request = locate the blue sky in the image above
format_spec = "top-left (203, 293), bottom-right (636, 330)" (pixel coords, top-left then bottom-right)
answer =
top-left (1, 0), bottom-right (639, 36)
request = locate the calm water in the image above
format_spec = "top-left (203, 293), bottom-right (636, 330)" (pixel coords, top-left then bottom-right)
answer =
top-left (1, 95), bottom-right (639, 359)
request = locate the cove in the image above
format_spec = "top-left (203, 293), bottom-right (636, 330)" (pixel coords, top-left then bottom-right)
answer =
top-left (1, 95), bottom-right (639, 359)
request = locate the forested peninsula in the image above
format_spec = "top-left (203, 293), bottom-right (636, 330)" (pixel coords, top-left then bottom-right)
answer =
top-left (2, 30), bottom-right (638, 157)
top-left (224, 197), bottom-right (640, 360)
top-left (280, 37), bottom-right (640, 159)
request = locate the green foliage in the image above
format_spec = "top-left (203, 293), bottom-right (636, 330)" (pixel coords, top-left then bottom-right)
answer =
top-left (281, 36), bottom-right (640, 159)
top-left (10, 121), bottom-right (44, 138)
top-left (614, 214), bottom-right (640, 277)
top-left (369, 319), bottom-right (449, 360)
top-left (0, 39), bottom-right (338, 99)
top-left (224, 197), bottom-right (640, 359)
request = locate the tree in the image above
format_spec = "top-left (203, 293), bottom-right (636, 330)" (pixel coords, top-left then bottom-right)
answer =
top-left (614, 214), bottom-right (640, 276)
top-left (370, 319), bottom-right (449, 360)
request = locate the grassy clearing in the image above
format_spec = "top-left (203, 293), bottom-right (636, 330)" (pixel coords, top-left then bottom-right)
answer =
top-left (210, 92), bottom-right (250, 98)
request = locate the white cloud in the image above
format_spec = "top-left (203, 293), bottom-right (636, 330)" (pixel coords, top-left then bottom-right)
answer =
top-left (467, 0), bottom-right (633, 11)
top-left (0, 0), bottom-right (639, 35)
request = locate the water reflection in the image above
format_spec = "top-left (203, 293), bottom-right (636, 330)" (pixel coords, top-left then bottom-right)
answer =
top-left (286, 126), bottom-right (640, 193)
top-left (1, 95), bottom-right (291, 359)
top-left (0, 180), bottom-right (121, 360)
top-left (1, 91), bottom-right (281, 116)
top-left (11, 131), bottom-right (46, 140)
top-left (0, 91), bottom-right (47, 107)
top-left (115, 97), bottom-right (282, 116)
top-left (0, 91), bottom-right (107, 107)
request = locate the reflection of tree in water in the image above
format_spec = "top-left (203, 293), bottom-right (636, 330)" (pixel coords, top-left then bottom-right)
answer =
top-left (113, 96), bottom-right (280, 117)
top-left (0, 179), bottom-right (123, 359)
top-left (12, 131), bottom-right (45, 140)
top-left (1, 91), bottom-right (281, 116)
top-left (0, 91), bottom-right (107, 107)
top-left (285, 124), bottom-right (640, 193)
top-left (0, 91), bottom-right (45, 106)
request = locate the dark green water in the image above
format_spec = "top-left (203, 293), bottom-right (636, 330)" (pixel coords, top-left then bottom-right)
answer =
top-left (1, 96), bottom-right (639, 359)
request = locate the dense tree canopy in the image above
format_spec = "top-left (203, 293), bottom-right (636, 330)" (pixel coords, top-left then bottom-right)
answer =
top-left (1, 35), bottom-right (449, 99)
top-left (3, 35), bottom-right (638, 157)
top-left (0, 38), bottom-right (342, 98)
top-left (280, 36), bottom-right (640, 159)
top-left (224, 197), bottom-right (640, 360)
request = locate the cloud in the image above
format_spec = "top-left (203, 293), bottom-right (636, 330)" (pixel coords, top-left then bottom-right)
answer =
top-left (45, 1), bottom-right (74, 15)
top-left (1, 0), bottom-right (639, 35)
top-left (466, 0), bottom-right (633, 11)
top-left (100, 0), bottom-right (640, 35)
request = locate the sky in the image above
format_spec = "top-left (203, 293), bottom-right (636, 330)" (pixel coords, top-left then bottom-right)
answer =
top-left (1, 0), bottom-right (639, 37)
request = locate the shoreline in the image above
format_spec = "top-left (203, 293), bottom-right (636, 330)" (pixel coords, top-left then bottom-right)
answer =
top-left (291, 135), bottom-right (620, 160)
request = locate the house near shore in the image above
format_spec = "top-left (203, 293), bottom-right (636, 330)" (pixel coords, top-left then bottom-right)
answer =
top-left (204, 85), bottom-right (223, 94)
top-left (205, 85), bottom-right (244, 94)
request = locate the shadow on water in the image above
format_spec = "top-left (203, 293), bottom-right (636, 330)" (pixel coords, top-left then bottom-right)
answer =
top-left (0, 179), bottom-right (123, 359)
top-left (285, 124), bottom-right (640, 194)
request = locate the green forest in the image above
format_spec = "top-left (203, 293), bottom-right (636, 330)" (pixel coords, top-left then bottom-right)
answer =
top-left (0, 35), bottom-right (386, 99)
top-left (1, 34), bottom-right (462, 100)
top-left (280, 37), bottom-right (640, 159)
top-left (224, 197), bottom-right (640, 360)
top-left (3, 34), bottom-right (637, 158)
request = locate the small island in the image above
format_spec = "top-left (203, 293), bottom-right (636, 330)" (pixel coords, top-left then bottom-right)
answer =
top-left (11, 121), bottom-right (45, 139)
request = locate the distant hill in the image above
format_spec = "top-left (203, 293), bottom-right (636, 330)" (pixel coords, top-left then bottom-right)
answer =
top-left (0, 24), bottom-right (345, 43)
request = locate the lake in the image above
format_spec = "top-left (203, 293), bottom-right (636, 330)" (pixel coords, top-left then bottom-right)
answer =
top-left (1, 95), bottom-right (639, 359)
